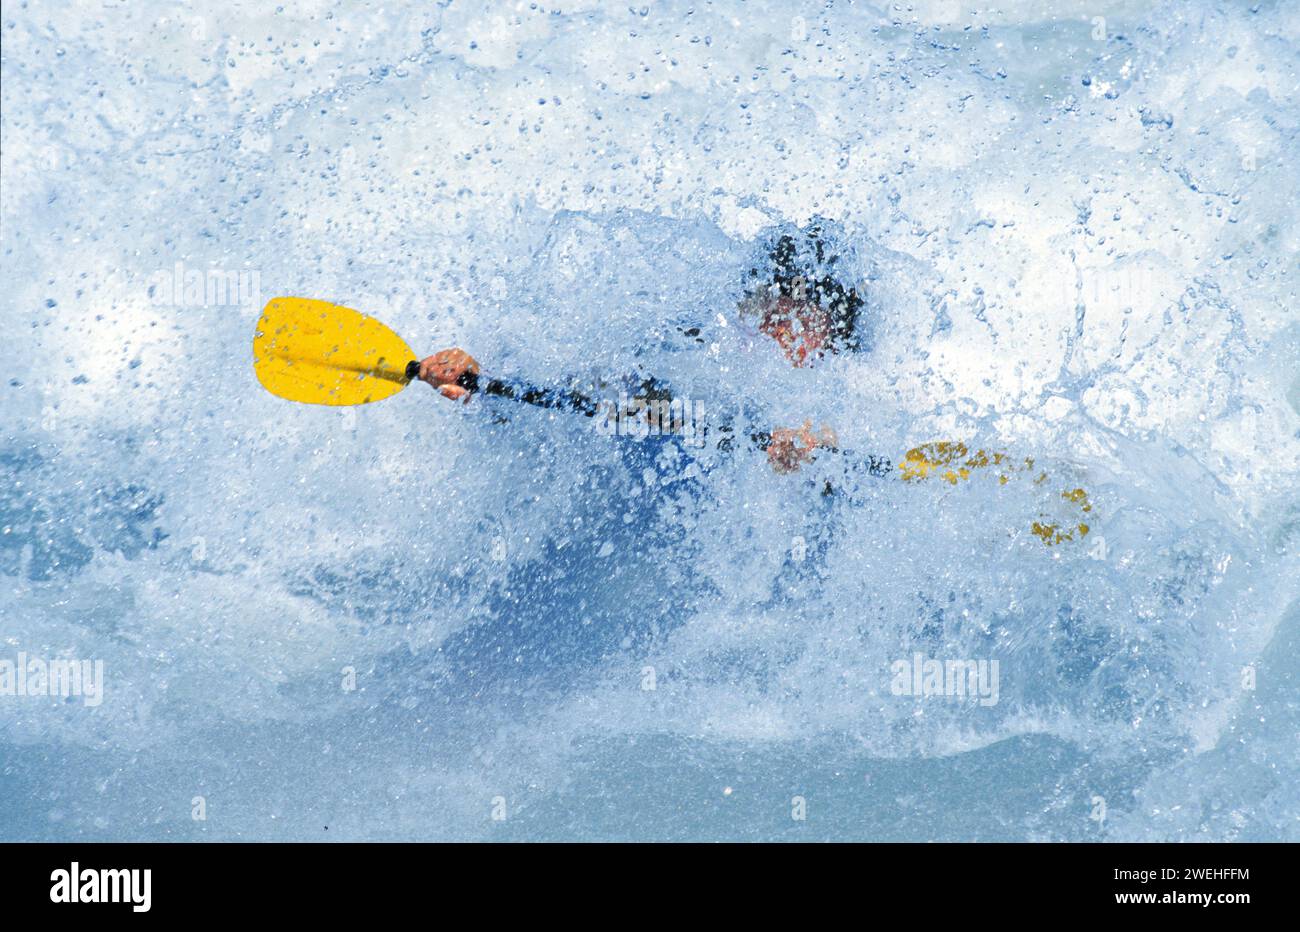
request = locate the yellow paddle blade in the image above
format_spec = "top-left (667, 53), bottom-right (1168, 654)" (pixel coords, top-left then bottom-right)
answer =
top-left (898, 441), bottom-right (1094, 546)
top-left (253, 297), bottom-right (417, 406)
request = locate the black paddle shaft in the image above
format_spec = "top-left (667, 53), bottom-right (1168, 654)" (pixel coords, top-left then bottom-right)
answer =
top-left (405, 360), bottom-right (601, 416)
top-left (402, 359), bottom-right (894, 476)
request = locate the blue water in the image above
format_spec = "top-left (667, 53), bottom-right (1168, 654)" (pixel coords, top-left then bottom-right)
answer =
top-left (2, 0), bottom-right (1297, 841)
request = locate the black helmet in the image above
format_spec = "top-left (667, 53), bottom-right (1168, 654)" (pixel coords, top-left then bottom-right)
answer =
top-left (747, 223), bottom-right (864, 353)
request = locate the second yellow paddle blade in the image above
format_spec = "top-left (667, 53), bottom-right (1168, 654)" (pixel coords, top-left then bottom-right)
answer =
top-left (253, 297), bottom-right (416, 406)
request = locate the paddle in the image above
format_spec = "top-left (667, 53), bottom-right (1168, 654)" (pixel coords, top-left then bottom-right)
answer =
top-left (252, 297), bottom-right (854, 460)
top-left (252, 296), bottom-right (599, 413)
top-left (252, 297), bottom-right (1093, 545)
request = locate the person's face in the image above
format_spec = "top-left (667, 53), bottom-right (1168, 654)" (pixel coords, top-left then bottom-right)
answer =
top-left (758, 294), bottom-right (833, 367)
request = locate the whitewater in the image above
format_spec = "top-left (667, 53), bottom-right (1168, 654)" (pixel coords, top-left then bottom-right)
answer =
top-left (1, 0), bottom-right (1297, 841)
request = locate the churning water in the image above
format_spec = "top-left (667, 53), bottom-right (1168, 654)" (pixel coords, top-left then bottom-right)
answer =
top-left (1, 0), bottom-right (1297, 840)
